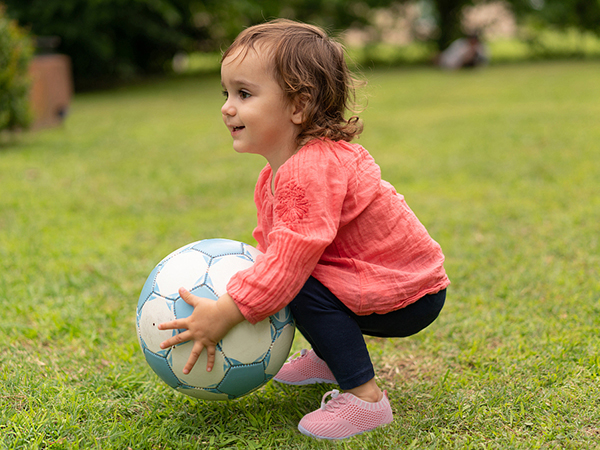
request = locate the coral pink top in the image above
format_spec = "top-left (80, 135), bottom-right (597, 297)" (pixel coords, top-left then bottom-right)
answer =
top-left (227, 139), bottom-right (450, 324)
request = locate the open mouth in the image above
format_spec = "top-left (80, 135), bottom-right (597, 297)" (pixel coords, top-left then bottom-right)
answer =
top-left (232, 126), bottom-right (245, 132)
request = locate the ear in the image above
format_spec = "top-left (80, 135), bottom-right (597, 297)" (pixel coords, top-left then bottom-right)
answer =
top-left (291, 94), bottom-right (309, 125)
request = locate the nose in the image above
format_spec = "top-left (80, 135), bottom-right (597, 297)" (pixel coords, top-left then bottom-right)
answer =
top-left (221, 97), bottom-right (235, 117)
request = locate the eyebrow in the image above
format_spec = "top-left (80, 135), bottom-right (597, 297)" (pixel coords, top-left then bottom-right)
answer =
top-left (221, 77), bottom-right (260, 90)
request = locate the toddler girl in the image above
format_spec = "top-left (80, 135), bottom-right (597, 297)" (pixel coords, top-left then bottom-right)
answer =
top-left (159, 19), bottom-right (450, 440)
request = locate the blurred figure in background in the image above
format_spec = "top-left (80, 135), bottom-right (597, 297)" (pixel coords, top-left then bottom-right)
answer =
top-left (437, 34), bottom-right (488, 70)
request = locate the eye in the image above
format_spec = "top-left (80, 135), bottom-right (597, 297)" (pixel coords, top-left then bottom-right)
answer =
top-left (221, 90), bottom-right (229, 99)
top-left (239, 90), bottom-right (251, 99)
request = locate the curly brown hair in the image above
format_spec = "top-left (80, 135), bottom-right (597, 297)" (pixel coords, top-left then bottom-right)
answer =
top-left (221, 19), bottom-right (363, 146)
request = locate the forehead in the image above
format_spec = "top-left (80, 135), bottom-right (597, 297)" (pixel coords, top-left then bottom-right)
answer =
top-left (222, 46), bottom-right (265, 71)
top-left (221, 46), bottom-right (275, 81)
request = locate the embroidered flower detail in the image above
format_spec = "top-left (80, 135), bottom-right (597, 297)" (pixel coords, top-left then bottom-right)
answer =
top-left (275, 182), bottom-right (310, 226)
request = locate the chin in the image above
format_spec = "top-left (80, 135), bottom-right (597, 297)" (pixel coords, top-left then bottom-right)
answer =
top-left (233, 144), bottom-right (260, 156)
top-left (232, 144), bottom-right (247, 154)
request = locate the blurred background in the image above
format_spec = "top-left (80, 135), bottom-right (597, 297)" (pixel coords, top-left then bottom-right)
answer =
top-left (1, 0), bottom-right (600, 132)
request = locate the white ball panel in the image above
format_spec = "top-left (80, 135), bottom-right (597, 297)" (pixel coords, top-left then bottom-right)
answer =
top-left (220, 319), bottom-right (273, 364)
top-left (176, 387), bottom-right (229, 401)
top-left (155, 251), bottom-right (209, 298)
top-left (208, 255), bottom-right (254, 296)
top-left (138, 296), bottom-right (177, 354)
top-left (170, 341), bottom-right (228, 387)
top-left (162, 241), bottom-right (197, 261)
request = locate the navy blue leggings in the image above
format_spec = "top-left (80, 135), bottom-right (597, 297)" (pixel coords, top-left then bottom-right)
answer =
top-left (289, 276), bottom-right (446, 390)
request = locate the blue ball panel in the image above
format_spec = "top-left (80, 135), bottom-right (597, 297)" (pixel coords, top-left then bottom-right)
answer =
top-left (173, 297), bottom-right (194, 320)
top-left (144, 349), bottom-right (180, 389)
top-left (192, 238), bottom-right (244, 257)
top-left (218, 362), bottom-right (266, 398)
top-left (138, 265), bottom-right (160, 313)
top-left (269, 307), bottom-right (294, 330)
top-left (189, 284), bottom-right (218, 301)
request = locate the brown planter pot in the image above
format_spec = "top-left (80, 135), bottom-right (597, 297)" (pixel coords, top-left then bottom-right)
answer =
top-left (28, 54), bottom-right (73, 130)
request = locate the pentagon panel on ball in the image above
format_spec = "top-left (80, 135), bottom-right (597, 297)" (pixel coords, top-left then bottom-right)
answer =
top-left (136, 238), bottom-right (295, 400)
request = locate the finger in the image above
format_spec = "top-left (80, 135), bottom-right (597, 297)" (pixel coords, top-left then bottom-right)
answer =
top-left (205, 346), bottom-right (216, 373)
top-left (159, 330), bottom-right (191, 350)
top-left (183, 341), bottom-right (204, 374)
top-left (157, 318), bottom-right (186, 331)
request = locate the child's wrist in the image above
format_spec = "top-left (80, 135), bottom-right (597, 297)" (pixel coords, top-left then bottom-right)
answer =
top-left (217, 293), bottom-right (245, 327)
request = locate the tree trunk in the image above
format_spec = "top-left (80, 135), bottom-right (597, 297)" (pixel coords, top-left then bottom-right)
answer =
top-left (432, 0), bottom-right (471, 51)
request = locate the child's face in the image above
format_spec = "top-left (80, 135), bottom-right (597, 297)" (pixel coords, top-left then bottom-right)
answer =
top-left (221, 47), bottom-right (302, 165)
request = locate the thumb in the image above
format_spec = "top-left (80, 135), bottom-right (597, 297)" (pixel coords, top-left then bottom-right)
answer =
top-left (178, 287), bottom-right (199, 305)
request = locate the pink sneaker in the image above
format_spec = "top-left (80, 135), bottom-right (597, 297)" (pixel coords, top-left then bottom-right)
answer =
top-left (298, 389), bottom-right (393, 440)
top-left (273, 349), bottom-right (338, 385)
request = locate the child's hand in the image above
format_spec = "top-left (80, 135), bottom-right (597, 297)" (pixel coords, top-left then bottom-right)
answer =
top-left (158, 288), bottom-right (244, 375)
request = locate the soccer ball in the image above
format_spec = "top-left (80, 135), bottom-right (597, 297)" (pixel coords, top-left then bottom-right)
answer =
top-left (136, 238), bottom-right (295, 400)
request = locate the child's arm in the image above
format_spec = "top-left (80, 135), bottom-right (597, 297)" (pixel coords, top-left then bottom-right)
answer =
top-left (158, 288), bottom-right (245, 374)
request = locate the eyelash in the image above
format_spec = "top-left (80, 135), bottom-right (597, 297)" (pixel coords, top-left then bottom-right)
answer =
top-left (222, 90), bottom-right (251, 100)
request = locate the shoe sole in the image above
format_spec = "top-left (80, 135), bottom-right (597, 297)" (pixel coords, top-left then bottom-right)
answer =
top-left (272, 377), bottom-right (338, 386)
top-left (297, 423), bottom-right (367, 440)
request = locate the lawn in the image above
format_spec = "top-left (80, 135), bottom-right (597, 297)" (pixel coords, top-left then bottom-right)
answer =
top-left (1, 60), bottom-right (599, 449)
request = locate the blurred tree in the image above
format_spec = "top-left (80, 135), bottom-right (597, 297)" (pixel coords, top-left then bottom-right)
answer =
top-left (6, 0), bottom-right (598, 89)
top-left (430, 0), bottom-right (473, 51)
top-left (507, 0), bottom-right (600, 35)
top-left (0, 5), bottom-right (33, 133)
top-left (3, 0), bottom-right (399, 89)
top-left (426, 0), bottom-right (600, 51)
top-left (3, 0), bottom-right (205, 89)
top-left (160, 0), bottom-right (402, 50)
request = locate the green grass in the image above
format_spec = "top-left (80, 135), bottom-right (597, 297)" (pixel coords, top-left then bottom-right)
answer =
top-left (1, 60), bottom-right (599, 449)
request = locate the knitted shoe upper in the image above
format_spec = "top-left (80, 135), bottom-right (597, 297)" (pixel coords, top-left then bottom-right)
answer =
top-left (298, 389), bottom-right (393, 440)
top-left (273, 349), bottom-right (338, 385)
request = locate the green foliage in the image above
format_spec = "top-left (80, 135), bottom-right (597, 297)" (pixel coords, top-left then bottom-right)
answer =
top-left (0, 6), bottom-right (33, 132)
top-left (498, 0), bottom-right (600, 59)
top-left (3, 0), bottom-right (399, 89)
top-left (5, 0), bottom-right (600, 90)
top-left (190, 0), bottom-right (387, 45)
top-left (429, 0), bottom-right (473, 51)
top-left (3, 0), bottom-right (204, 89)
top-left (509, 0), bottom-right (600, 34)
top-left (429, 0), bottom-right (600, 51)
top-left (1, 61), bottom-right (600, 448)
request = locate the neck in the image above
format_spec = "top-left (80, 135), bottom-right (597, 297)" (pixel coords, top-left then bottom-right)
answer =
top-left (268, 144), bottom-right (300, 194)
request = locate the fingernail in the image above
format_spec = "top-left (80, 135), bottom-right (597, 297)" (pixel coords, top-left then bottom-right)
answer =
top-left (183, 369), bottom-right (189, 374)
